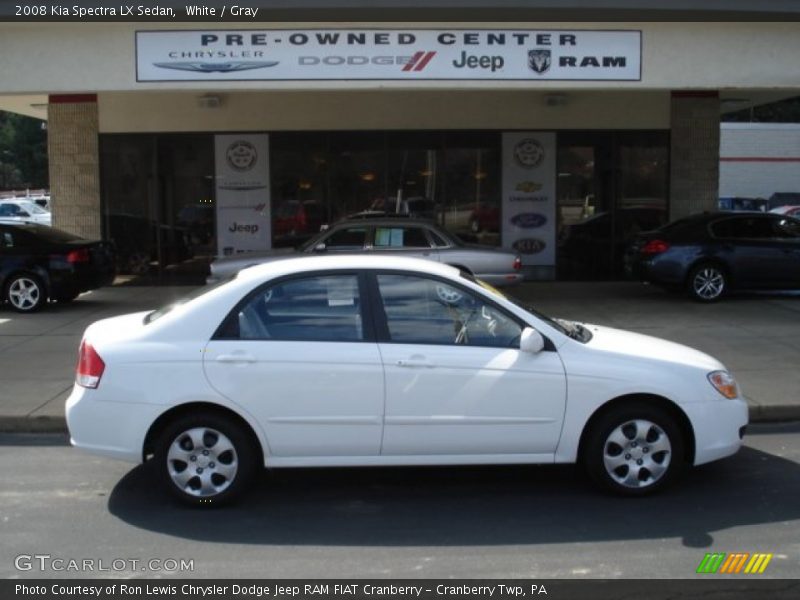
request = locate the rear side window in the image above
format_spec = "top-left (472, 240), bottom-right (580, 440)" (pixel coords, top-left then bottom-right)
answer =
top-left (711, 217), bottom-right (776, 239)
top-left (233, 274), bottom-right (364, 342)
top-left (373, 227), bottom-right (431, 249)
top-left (323, 227), bottom-right (367, 249)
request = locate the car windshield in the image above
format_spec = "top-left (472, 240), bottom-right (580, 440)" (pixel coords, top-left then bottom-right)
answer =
top-left (469, 276), bottom-right (593, 343)
top-left (144, 275), bottom-right (236, 324)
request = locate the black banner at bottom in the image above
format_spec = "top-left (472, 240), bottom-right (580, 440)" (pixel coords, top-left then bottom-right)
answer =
top-left (4, 580), bottom-right (800, 600)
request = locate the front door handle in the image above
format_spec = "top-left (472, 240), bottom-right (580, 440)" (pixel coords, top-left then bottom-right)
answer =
top-left (216, 352), bottom-right (257, 364)
top-left (397, 357), bottom-right (435, 368)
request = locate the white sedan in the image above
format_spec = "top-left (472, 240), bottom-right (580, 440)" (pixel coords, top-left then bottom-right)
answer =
top-left (66, 255), bottom-right (748, 505)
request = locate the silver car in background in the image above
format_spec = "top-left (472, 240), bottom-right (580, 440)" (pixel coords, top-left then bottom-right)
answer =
top-left (208, 217), bottom-right (523, 286)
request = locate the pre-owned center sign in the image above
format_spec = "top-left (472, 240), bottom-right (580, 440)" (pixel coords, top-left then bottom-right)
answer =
top-left (136, 29), bottom-right (642, 81)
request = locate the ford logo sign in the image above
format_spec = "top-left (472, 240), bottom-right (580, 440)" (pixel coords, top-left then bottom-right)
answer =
top-left (512, 238), bottom-right (547, 255)
top-left (510, 213), bottom-right (547, 228)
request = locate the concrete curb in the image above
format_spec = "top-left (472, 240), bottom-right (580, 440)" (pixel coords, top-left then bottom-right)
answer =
top-left (0, 407), bottom-right (798, 435)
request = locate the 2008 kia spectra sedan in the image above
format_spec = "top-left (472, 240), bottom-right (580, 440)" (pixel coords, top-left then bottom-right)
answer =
top-left (66, 256), bottom-right (748, 505)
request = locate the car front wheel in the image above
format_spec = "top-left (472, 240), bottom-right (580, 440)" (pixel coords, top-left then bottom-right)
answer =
top-left (688, 263), bottom-right (727, 302)
top-left (154, 413), bottom-right (258, 506)
top-left (583, 404), bottom-right (685, 496)
top-left (5, 274), bottom-right (46, 312)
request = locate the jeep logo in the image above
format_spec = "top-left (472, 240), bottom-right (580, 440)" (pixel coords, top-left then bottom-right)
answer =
top-left (452, 51), bottom-right (504, 72)
top-left (228, 222), bottom-right (260, 234)
top-left (512, 238), bottom-right (547, 254)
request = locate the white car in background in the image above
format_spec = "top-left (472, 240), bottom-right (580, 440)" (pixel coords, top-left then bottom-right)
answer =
top-left (66, 256), bottom-right (748, 506)
top-left (770, 205), bottom-right (800, 217)
top-left (0, 199), bottom-right (52, 226)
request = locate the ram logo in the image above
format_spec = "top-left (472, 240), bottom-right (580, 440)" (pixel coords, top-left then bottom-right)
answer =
top-left (528, 49), bottom-right (551, 75)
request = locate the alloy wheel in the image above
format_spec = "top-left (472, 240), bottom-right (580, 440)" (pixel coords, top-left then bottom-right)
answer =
top-left (692, 267), bottom-right (725, 300)
top-left (8, 277), bottom-right (42, 311)
top-left (602, 419), bottom-right (672, 489)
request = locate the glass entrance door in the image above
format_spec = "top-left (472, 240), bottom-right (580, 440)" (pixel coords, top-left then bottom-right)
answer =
top-left (556, 132), bottom-right (669, 280)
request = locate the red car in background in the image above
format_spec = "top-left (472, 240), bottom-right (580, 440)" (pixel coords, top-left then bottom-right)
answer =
top-left (274, 200), bottom-right (324, 237)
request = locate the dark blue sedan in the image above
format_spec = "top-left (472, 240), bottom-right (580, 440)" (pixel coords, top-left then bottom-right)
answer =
top-left (625, 212), bottom-right (800, 301)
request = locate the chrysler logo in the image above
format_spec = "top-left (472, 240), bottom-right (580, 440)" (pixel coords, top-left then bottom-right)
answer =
top-left (153, 61), bottom-right (279, 73)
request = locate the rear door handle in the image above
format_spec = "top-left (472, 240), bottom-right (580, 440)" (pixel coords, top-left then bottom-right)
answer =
top-left (216, 352), bottom-right (257, 364)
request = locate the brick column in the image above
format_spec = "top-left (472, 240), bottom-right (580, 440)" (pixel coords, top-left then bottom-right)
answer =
top-left (47, 94), bottom-right (101, 239)
top-left (669, 91), bottom-right (720, 220)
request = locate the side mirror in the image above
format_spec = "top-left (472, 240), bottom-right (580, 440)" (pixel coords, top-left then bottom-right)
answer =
top-left (519, 327), bottom-right (545, 354)
top-left (313, 243), bottom-right (327, 253)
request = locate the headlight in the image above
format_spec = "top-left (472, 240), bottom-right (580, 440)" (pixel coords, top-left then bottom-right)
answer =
top-left (707, 370), bottom-right (739, 399)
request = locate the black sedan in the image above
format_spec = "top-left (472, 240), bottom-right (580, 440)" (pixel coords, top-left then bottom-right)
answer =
top-left (625, 212), bottom-right (800, 301)
top-left (0, 222), bottom-right (116, 312)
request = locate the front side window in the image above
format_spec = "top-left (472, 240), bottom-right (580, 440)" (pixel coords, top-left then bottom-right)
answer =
top-left (376, 274), bottom-right (521, 348)
top-left (235, 274), bottom-right (363, 342)
top-left (373, 227), bottom-right (431, 249)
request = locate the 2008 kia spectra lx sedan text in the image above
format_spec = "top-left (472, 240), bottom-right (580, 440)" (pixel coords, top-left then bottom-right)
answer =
top-left (66, 256), bottom-right (748, 505)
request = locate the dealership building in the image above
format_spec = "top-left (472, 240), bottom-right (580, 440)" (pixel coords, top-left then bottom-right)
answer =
top-left (1, 1), bottom-right (799, 281)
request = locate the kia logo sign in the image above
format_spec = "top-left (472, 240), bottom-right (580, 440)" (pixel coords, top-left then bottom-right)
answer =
top-left (510, 213), bottom-right (547, 228)
top-left (512, 238), bottom-right (547, 254)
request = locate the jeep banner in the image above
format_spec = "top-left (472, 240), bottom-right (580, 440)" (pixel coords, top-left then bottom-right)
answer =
top-left (501, 132), bottom-right (556, 267)
top-left (215, 134), bottom-right (271, 256)
top-left (136, 29), bottom-right (641, 81)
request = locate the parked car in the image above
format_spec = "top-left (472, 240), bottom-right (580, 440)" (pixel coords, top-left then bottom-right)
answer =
top-left (558, 207), bottom-right (667, 278)
top-left (208, 217), bottom-right (523, 286)
top-left (717, 196), bottom-right (769, 212)
top-left (469, 202), bottom-right (501, 233)
top-left (625, 211), bottom-right (800, 301)
top-left (770, 205), bottom-right (800, 217)
top-left (273, 200), bottom-right (325, 238)
top-left (67, 255), bottom-right (747, 505)
top-left (0, 223), bottom-right (116, 312)
top-left (0, 199), bottom-right (52, 226)
top-left (769, 192), bottom-right (800, 210)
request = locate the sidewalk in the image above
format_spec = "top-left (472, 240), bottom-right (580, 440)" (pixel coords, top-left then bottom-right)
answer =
top-left (0, 281), bottom-right (798, 433)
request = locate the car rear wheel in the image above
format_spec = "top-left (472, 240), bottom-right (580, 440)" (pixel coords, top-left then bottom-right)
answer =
top-left (688, 263), bottom-right (727, 302)
top-left (154, 412), bottom-right (258, 507)
top-left (583, 403), bottom-right (685, 496)
top-left (5, 274), bottom-right (46, 312)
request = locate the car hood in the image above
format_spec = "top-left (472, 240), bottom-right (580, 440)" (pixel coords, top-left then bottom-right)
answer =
top-left (582, 323), bottom-right (724, 372)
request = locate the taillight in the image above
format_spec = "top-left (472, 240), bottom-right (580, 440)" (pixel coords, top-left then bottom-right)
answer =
top-left (67, 248), bottom-right (90, 264)
top-left (513, 256), bottom-right (522, 271)
top-left (641, 239), bottom-right (670, 255)
top-left (76, 341), bottom-right (105, 389)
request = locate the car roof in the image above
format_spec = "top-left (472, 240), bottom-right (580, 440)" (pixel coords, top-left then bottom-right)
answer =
top-left (335, 216), bottom-right (437, 226)
top-left (236, 254), bottom-right (459, 283)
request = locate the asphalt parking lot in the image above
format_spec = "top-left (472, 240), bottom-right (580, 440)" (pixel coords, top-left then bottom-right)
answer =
top-left (0, 280), bottom-right (799, 430)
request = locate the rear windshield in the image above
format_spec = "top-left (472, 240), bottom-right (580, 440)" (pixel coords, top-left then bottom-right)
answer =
top-left (144, 275), bottom-right (236, 324)
top-left (9, 224), bottom-right (82, 243)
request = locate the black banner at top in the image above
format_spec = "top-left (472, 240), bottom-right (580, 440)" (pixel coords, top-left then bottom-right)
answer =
top-left (4, 580), bottom-right (800, 600)
top-left (2, 0), bottom-right (800, 22)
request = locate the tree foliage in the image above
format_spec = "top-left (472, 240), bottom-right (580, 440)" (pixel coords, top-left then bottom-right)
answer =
top-left (0, 111), bottom-right (48, 191)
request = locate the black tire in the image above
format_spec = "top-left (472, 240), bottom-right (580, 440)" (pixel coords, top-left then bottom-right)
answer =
top-left (4, 273), bottom-right (46, 313)
top-left (687, 263), bottom-right (728, 302)
top-left (582, 403), bottom-right (685, 496)
top-left (154, 412), bottom-right (258, 507)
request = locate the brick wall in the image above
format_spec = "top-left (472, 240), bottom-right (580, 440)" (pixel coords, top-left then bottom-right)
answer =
top-left (47, 96), bottom-right (101, 239)
top-left (669, 92), bottom-right (720, 220)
